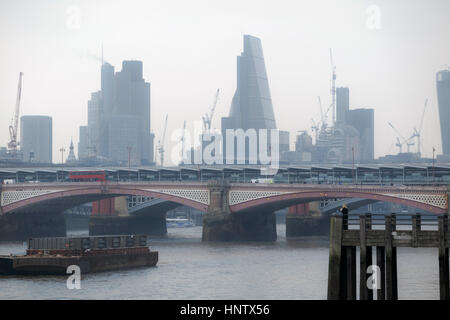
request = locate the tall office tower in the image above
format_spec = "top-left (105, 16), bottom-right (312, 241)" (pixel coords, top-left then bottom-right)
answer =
top-left (437, 70), bottom-right (450, 155)
top-left (221, 35), bottom-right (278, 164)
top-left (109, 60), bottom-right (152, 165)
top-left (346, 108), bottom-right (374, 161)
top-left (79, 60), bottom-right (154, 165)
top-left (20, 115), bottom-right (52, 163)
top-left (99, 62), bottom-right (115, 158)
top-left (336, 87), bottom-right (349, 124)
top-left (78, 126), bottom-right (89, 159)
top-left (87, 91), bottom-right (102, 156)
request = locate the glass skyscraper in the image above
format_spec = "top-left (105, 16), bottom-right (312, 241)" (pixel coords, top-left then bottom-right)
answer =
top-left (437, 70), bottom-right (450, 155)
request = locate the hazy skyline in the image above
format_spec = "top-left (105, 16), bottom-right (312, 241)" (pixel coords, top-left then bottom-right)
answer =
top-left (1, 0), bottom-right (450, 164)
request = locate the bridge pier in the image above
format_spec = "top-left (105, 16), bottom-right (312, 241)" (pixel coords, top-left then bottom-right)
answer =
top-left (0, 211), bottom-right (66, 241)
top-left (89, 197), bottom-right (168, 237)
top-left (286, 203), bottom-right (330, 238)
top-left (202, 180), bottom-right (276, 242)
top-left (202, 211), bottom-right (277, 242)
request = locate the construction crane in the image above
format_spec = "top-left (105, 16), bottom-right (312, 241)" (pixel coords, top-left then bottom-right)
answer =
top-left (157, 114), bottom-right (168, 166)
top-left (180, 120), bottom-right (186, 165)
top-left (202, 88), bottom-right (220, 131)
top-left (409, 98), bottom-right (428, 155)
top-left (318, 96), bottom-right (326, 126)
top-left (395, 137), bottom-right (403, 154)
top-left (329, 49), bottom-right (336, 126)
top-left (8, 72), bottom-right (23, 153)
top-left (388, 122), bottom-right (414, 153)
top-left (311, 96), bottom-right (327, 141)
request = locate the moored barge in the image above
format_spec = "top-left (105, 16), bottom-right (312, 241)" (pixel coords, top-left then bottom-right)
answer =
top-left (0, 234), bottom-right (158, 275)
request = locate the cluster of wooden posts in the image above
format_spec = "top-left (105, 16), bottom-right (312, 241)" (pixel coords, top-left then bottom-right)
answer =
top-left (327, 213), bottom-right (449, 300)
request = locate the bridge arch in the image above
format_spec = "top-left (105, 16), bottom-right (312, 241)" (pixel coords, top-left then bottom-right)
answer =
top-left (229, 190), bottom-right (447, 215)
top-left (1, 185), bottom-right (209, 215)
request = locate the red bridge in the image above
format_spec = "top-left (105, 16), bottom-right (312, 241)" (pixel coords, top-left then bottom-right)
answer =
top-left (0, 181), bottom-right (448, 241)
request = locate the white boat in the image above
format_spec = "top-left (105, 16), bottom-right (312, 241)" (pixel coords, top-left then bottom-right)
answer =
top-left (166, 218), bottom-right (196, 228)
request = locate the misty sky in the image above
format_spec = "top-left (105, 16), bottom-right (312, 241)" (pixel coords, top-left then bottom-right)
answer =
top-left (1, 0), bottom-right (450, 164)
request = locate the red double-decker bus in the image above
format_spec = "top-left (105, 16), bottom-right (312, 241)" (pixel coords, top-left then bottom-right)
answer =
top-left (69, 171), bottom-right (106, 182)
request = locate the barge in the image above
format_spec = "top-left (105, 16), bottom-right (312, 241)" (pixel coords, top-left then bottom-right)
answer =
top-left (0, 234), bottom-right (158, 275)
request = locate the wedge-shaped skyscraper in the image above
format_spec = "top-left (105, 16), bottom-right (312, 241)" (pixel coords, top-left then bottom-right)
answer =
top-left (222, 35), bottom-right (277, 131)
top-left (221, 35), bottom-right (286, 164)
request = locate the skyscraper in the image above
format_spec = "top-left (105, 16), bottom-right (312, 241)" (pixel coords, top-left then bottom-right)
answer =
top-left (221, 35), bottom-right (284, 164)
top-left (20, 115), bottom-right (52, 163)
top-left (79, 60), bottom-right (154, 165)
top-left (222, 35), bottom-right (277, 131)
top-left (346, 108), bottom-right (374, 161)
top-left (437, 70), bottom-right (450, 155)
top-left (336, 87), bottom-right (349, 124)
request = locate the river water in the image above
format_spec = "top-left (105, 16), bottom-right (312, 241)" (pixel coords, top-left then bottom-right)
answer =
top-left (0, 225), bottom-right (440, 300)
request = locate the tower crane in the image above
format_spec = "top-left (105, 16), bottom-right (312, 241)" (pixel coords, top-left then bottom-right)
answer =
top-left (180, 120), bottom-right (186, 165)
top-left (388, 122), bottom-right (414, 153)
top-left (395, 137), bottom-right (403, 154)
top-left (329, 48), bottom-right (336, 126)
top-left (311, 96), bottom-right (327, 141)
top-left (409, 98), bottom-right (428, 156)
top-left (157, 114), bottom-right (168, 166)
top-left (318, 96), bottom-right (326, 127)
top-left (8, 72), bottom-right (23, 153)
top-left (202, 88), bottom-right (220, 131)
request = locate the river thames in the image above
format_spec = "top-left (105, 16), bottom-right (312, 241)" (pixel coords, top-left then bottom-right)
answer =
top-left (0, 224), bottom-right (440, 300)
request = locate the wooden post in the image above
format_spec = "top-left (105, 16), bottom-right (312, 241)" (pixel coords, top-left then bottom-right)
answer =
top-left (346, 246), bottom-right (357, 300)
top-left (412, 214), bottom-right (421, 248)
top-left (385, 214), bottom-right (398, 300)
top-left (341, 210), bottom-right (349, 299)
top-left (438, 215), bottom-right (449, 300)
top-left (327, 213), bottom-right (344, 300)
top-left (392, 215), bottom-right (398, 299)
top-left (366, 214), bottom-right (373, 300)
top-left (359, 215), bottom-right (368, 300)
top-left (376, 246), bottom-right (386, 300)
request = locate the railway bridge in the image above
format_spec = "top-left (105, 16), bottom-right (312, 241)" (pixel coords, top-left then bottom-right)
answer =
top-left (1, 180), bottom-right (448, 241)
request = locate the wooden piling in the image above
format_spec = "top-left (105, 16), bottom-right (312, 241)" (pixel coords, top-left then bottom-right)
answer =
top-left (438, 215), bottom-right (449, 300)
top-left (327, 213), bottom-right (344, 300)
top-left (376, 246), bottom-right (385, 300)
top-left (346, 246), bottom-right (356, 300)
top-left (385, 214), bottom-right (398, 300)
top-left (359, 215), bottom-right (368, 300)
top-left (412, 214), bottom-right (421, 248)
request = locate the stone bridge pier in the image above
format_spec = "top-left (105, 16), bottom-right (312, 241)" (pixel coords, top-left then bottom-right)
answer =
top-left (0, 210), bottom-right (66, 241)
top-left (89, 198), bottom-right (168, 237)
top-left (285, 202), bottom-right (330, 238)
top-left (202, 181), bottom-right (277, 242)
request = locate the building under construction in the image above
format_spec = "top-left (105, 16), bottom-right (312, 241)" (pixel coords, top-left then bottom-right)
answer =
top-left (289, 49), bottom-right (375, 165)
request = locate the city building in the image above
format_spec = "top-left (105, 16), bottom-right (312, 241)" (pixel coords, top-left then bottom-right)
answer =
top-left (346, 108), bottom-right (374, 161)
top-left (221, 35), bottom-right (283, 165)
top-left (336, 87), bottom-right (349, 124)
top-left (78, 60), bottom-right (155, 166)
top-left (437, 69), bottom-right (450, 155)
top-left (20, 115), bottom-right (52, 163)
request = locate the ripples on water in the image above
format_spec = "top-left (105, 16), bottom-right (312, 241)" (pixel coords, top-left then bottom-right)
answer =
top-left (0, 225), bottom-right (440, 300)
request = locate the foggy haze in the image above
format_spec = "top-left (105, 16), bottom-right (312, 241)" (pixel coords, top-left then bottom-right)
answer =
top-left (1, 0), bottom-right (449, 164)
